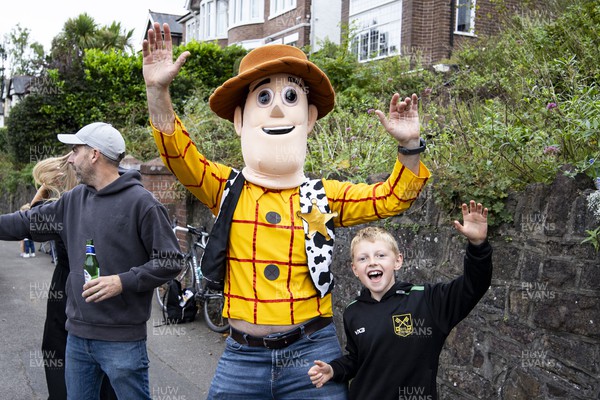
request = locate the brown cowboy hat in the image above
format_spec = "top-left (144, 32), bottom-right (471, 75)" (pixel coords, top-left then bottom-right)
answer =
top-left (209, 44), bottom-right (335, 122)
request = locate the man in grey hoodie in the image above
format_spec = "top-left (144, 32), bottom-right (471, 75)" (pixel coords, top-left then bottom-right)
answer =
top-left (0, 122), bottom-right (183, 399)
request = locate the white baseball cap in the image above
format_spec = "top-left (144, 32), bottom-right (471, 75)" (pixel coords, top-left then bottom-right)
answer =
top-left (58, 122), bottom-right (126, 161)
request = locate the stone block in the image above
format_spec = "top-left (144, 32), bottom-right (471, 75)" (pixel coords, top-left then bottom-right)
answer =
top-left (491, 245), bottom-right (521, 281)
top-left (542, 334), bottom-right (599, 375)
top-left (579, 261), bottom-right (600, 291)
top-left (532, 292), bottom-right (599, 338)
top-left (508, 288), bottom-right (531, 324)
top-left (501, 367), bottom-right (543, 399)
top-left (439, 366), bottom-right (495, 399)
top-left (519, 248), bottom-right (543, 282)
top-left (540, 258), bottom-right (577, 290)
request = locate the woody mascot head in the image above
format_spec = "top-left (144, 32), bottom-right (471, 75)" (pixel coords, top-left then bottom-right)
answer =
top-left (209, 45), bottom-right (335, 189)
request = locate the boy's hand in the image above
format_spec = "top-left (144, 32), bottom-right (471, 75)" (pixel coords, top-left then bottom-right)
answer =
top-left (453, 200), bottom-right (488, 245)
top-left (375, 93), bottom-right (420, 147)
top-left (142, 22), bottom-right (190, 90)
top-left (308, 360), bottom-right (334, 388)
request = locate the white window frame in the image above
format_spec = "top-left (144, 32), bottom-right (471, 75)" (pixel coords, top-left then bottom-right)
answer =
top-left (349, 0), bottom-right (401, 62)
top-left (454, 0), bottom-right (476, 36)
top-left (230, 0), bottom-right (264, 29)
top-left (269, 0), bottom-right (297, 20)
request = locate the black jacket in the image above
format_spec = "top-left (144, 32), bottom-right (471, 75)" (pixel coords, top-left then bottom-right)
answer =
top-left (330, 241), bottom-right (493, 400)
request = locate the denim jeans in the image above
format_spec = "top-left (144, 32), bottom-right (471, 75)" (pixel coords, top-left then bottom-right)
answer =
top-left (65, 334), bottom-right (150, 400)
top-left (207, 323), bottom-right (348, 399)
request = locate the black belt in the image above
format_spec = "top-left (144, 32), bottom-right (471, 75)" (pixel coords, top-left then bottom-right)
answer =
top-left (229, 317), bottom-right (332, 350)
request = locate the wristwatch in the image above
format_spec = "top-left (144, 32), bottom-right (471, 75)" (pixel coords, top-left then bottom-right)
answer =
top-left (398, 138), bottom-right (426, 155)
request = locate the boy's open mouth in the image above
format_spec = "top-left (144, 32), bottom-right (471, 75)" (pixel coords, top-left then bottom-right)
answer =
top-left (368, 271), bottom-right (383, 280)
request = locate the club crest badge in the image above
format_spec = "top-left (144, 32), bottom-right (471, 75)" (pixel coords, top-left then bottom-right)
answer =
top-left (392, 313), bottom-right (413, 337)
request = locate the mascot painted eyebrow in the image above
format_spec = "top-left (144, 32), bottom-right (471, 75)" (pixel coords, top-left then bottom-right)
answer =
top-left (143, 22), bottom-right (430, 400)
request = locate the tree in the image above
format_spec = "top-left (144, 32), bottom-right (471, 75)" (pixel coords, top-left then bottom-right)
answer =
top-left (4, 24), bottom-right (45, 76)
top-left (94, 22), bottom-right (135, 53)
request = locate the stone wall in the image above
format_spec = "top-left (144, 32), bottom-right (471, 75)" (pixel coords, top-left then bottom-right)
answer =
top-left (181, 170), bottom-right (599, 399)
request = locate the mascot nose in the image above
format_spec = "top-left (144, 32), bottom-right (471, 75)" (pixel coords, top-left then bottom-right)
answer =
top-left (270, 105), bottom-right (285, 118)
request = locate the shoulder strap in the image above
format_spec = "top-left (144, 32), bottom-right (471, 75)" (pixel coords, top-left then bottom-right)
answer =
top-left (200, 169), bottom-right (245, 290)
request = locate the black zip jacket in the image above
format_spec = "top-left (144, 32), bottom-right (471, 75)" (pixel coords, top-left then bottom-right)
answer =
top-left (330, 241), bottom-right (493, 400)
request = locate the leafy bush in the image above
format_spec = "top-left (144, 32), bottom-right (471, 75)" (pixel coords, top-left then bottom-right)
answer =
top-left (420, 0), bottom-right (600, 223)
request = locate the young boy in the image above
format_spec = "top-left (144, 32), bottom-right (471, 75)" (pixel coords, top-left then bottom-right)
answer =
top-left (308, 200), bottom-right (493, 400)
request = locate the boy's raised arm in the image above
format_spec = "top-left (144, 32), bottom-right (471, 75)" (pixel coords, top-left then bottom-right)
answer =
top-left (453, 200), bottom-right (489, 245)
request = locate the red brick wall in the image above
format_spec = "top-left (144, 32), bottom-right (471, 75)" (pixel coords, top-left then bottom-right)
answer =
top-left (140, 158), bottom-right (188, 249)
top-left (229, 23), bottom-right (264, 44)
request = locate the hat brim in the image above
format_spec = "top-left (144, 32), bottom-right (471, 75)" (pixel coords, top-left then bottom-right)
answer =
top-left (209, 56), bottom-right (335, 122)
top-left (57, 133), bottom-right (85, 145)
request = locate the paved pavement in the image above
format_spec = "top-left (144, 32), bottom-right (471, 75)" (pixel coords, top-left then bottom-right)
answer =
top-left (0, 239), bottom-right (225, 400)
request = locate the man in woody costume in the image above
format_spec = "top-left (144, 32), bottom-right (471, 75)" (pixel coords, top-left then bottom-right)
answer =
top-left (143, 23), bottom-right (430, 399)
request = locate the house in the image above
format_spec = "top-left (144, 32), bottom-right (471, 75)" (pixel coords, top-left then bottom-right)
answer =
top-left (176, 0), bottom-right (340, 51)
top-left (1, 76), bottom-right (33, 127)
top-left (174, 0), bottom-right (538, 64)
top-left (143, 10), bottom-right (185, 47)
top-left (343, 0), bottom-right (537, 64)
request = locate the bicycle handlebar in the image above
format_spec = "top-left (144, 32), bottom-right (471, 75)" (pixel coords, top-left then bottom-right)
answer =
top-left (172, 224), bottom-right (210, 248)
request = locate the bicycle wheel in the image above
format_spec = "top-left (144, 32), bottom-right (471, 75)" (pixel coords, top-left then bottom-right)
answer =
top-left (155, 256), bottom-right (196, 312)
top-left (202, 281), bottom-right (229, 333)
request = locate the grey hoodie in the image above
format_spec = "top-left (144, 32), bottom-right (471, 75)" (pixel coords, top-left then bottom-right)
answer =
top-left (0, 169), bottom-right (183, 341)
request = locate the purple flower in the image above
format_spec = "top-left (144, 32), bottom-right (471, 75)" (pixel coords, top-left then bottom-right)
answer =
top-left (367, 108), bottom-right (375, 114)
top-left (345, 127), bottom-right (352, 132)
top-left (543, 145), bottom-right (560, 154)
top-left (423, 88), bottom-right (432, 96)
top-left (546, 102), bottom-right (558, 110)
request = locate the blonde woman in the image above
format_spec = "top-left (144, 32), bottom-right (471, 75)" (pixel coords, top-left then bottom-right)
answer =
top-left (31, 153), bottom-right (117, 400)
top-left (31, 152), bottom-right (78, 204)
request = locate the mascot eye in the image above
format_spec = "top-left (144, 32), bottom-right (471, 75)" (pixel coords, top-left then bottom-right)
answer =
top-left (281, 87), bottom-right (299, 106)
top-left (257, 89), bottom-right (274, 107)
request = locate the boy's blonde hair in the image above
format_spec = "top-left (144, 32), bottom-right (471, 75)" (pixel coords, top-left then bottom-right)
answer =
top-left (350, 226), bottom-right (401, 258)
top-left (32, 153), bottom-right (77, 201)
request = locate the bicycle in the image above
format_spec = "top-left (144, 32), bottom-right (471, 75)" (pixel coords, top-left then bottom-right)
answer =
top-left (155, 224), bottom-right (229, 333)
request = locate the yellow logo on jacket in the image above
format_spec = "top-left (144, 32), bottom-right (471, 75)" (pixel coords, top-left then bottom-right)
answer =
top-left (392, 313), bottom-right (413, 337)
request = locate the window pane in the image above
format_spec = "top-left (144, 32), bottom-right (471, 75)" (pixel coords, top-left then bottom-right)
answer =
top-left (456, 0), bottom-right (474, 33)
top-left (349, 1), bottom-right (401, 61)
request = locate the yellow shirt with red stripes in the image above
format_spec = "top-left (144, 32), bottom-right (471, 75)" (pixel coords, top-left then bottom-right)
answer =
top-left (152, 116), bottom-right (430, 325)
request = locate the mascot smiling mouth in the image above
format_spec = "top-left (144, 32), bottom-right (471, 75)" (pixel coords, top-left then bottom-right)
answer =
top-left (262, 126), bottom-right (295, 135)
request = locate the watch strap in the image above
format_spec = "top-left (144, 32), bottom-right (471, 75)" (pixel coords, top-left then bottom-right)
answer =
top-left (398, 138), bottom-right (426, 155)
